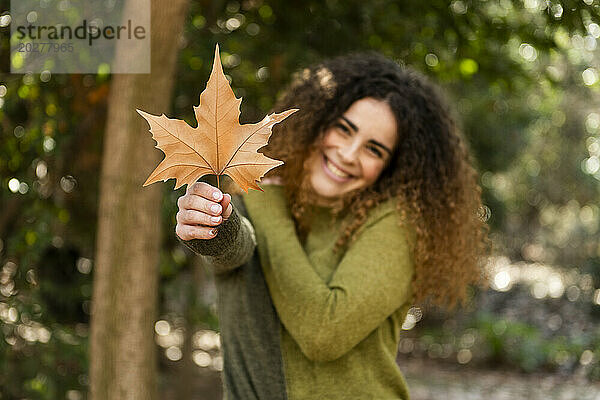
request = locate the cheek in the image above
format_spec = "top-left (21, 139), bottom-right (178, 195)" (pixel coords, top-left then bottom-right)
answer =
top-left (321, 131), bottom-right (339, 148)
top-left (361, 159), bottom-right (386, 183)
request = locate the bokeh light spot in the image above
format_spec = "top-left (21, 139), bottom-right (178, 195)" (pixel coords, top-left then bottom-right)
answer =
top-left (76, 258), bottom-right (92, 274)
top-left (35, 161), bottom-right (47, 179)
top-left (155, 320), bottom-right (170, 336)
top-left (519, 43), bottom-right (537, 61)
top-left (43, 137), bottom-right (56, 152)
top-left (588, 23), bottom-right (600, 39)
top-left (0, 14), bottom-right (11, 27)
top-left (580, 350), bottom-right (594, 365)
top-left (165, 346), bottom-right (182, 361)
top-left (459, 59), bottom-right (478, 76)
top-left (425, 53), bottom-right (439, 67)
top-left (457, 349), bottom-right (472, 364)
top-left (8, 178), bottom-right (20, 193)
top-left (493, 270), bottom-right (511, 291)
top-left (246, 23), bottom-right (260, 36)
top-left (582, 68), bottom-right (598, 86)
top-left (450, 1), bottom-right (467, 14)
top-left (586, 113), bottom-right (600, 133)
top-left (18, 182), bottom-right (29, 194)
top-left (192, 350), bottom-right (211, 367)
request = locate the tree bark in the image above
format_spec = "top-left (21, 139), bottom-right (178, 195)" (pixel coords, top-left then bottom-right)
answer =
top-left (89, 0), bottom-right (189, 399)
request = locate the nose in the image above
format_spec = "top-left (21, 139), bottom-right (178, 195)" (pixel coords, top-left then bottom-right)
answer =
top-left (337, 138), bottom-right (360, 164)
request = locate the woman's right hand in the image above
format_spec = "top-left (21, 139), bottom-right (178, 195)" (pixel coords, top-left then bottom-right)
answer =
top-left (175, 181), bottom-right (233, 241)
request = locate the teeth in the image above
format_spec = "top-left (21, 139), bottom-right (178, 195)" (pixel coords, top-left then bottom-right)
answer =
top-left (326, 159), bottom-right (350, 178)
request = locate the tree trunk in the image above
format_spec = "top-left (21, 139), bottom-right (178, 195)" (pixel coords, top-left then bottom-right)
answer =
top-left (89, 0), bottom-right (189, 399)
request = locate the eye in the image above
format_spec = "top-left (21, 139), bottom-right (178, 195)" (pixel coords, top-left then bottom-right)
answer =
top-left (334, 122), bottom-right (351, 135)
top-left (366, 144), bottom-right (383, 158)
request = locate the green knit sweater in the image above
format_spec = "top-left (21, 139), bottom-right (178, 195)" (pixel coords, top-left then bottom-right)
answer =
top-left (182, 185), bottom-right (416, 399)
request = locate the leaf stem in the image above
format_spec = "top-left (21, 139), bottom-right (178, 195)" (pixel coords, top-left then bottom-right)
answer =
top-left (217, 174), bottom-right (220, 189)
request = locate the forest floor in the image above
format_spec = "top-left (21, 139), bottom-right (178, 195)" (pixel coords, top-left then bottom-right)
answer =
top-left (162, 355), bottom-right (600, 399)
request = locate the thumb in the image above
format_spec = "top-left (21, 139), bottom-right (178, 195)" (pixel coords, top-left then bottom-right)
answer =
top-left (221, 193), bottom-right (233, 219)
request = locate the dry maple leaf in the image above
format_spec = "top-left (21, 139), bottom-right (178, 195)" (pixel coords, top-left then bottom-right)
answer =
top-left (137, 44), bottom-right (298, 192)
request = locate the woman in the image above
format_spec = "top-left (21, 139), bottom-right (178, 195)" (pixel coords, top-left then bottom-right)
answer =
top-left (176, 52), bottom-right (489, 400)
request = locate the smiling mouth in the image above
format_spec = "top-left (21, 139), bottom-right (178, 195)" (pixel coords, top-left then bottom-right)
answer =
top-left (322, 155), bottom-right (354, 181)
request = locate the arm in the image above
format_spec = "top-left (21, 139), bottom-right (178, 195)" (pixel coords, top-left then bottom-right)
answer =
top-left (244, 186), bottom-right (415, 362)
top-left (179, 203), bottom-right (257, 274)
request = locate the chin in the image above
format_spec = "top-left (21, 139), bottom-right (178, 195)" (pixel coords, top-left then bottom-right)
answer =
top-left (310, 173), bottom-right (359, 200)
top-left (310, 175), bottom-right (340, 199)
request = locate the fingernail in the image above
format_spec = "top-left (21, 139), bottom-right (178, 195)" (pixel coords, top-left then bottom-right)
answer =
top-left (211, 204), bottom-right (221, 214)
top-left (210, 228), bottom-right (218, 236)
top-left (212, 191), bottom-right (222, 201)
top-left (211, 216), bottom-right (221, 223)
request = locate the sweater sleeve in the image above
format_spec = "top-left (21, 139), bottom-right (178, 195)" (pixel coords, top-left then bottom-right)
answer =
top-left (178, 204), bottom-right (257, 274)
top-left (244, 186), bottom-right (415, 362)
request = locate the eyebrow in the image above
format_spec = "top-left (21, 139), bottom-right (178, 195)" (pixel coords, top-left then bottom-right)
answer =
top-left (340, 116), bottom-right (394, 156)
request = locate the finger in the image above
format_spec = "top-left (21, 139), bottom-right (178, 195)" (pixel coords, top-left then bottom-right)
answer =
top-left (187, 181), bottom-right (223, 202)
top-left (178, 195), bottom-right (223, 216)
top-left (223, 203), bottom-right (233, 220)
top-left (176, 224), bottom-right (218, 241)
top-left (177, 209), bottom-right (222, 226)
top-left (220, 193), bottom-right (231, 210)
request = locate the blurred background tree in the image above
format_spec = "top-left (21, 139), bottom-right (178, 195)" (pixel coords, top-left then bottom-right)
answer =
top-left (1, 0), bottom-right (600, 398)
top-left (88, 1), bottom-right (189, 400)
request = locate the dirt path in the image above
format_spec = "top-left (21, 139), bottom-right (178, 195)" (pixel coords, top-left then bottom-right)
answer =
top-left (401, 357), bottom-right (600, 400)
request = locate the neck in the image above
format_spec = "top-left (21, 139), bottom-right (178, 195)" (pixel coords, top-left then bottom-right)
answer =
top-left (310, 194), bottom-right (343, 208)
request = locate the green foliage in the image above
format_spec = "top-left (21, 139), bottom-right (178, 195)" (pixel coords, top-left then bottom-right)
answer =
top-left (1, 0), bottom-right (600, 396)
top-left (406, 308), bottom-right (600, 377)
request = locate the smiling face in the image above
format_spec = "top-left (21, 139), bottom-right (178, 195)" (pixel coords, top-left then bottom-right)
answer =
top-left (306, 97), bottom-right (398, 200)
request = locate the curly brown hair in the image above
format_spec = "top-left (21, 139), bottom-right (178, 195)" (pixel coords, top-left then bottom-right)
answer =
top-left (261, 52), bottom-right (490, 309)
